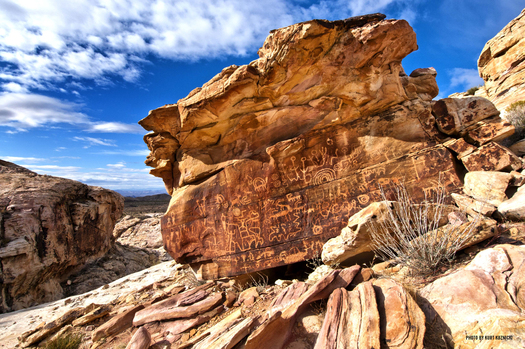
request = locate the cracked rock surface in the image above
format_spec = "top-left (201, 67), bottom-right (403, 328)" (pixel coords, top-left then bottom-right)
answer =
top-left (0, 160), bottom-right (124, 313)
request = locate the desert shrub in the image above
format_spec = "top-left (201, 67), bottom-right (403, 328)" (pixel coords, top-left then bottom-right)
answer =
top-left (368, 182), bottom-right (480, 277)
top-left (506, 100), bottom-right (525, 139)
top-left (45, 333), bottom-right (82, 349)
top-left (248, 272), bottom-right (269, 293)
top-left (466, 85), bottom-right (481, 95)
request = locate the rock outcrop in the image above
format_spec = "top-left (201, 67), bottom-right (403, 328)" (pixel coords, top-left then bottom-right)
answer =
top-left (420, 244), bottom-right (525, 348)
top-left (140, 14), bottom-right (518, 279)
top-left (477, 9), bottom-right (525, 114)
top-left (0, 160), bottom-right (124, 312)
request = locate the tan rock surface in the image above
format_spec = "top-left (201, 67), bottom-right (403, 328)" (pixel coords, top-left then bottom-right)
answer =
top-left (373, 278), bottom-right (425, 349)
top-left (463, 171), bottom-right (513, 206)
top-left (420, 244), bottom-right (525, 348)
top-left (478, 9), bottom-right (525, 113)
top-left (498, 185), bottom-right (525, 220)
top-left (126, 326), bottom-right (151, 349)
top-left (0, 160), bottom-right (124, 313)
top-left (314, 282), bottom-right (381, 349)
top-left (461, 142), bottom-right (522, 172)
top-left (510, 138), bottom-right (525, 156)
top-left (432, 96), bottom-right (500, 136)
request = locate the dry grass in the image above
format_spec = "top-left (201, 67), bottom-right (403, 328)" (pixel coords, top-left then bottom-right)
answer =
top-left (44, 333), bottom-right (82, 349)
top-left (368, 182), bottom-right (481, 277)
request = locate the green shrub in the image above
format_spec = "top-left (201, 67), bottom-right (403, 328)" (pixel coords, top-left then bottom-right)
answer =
top-left (368, 182), bottom-right (480, 277)
top-left (45, 333), bottom-right (82, 349)
top-left (466, 85), bottom-right (481, 95)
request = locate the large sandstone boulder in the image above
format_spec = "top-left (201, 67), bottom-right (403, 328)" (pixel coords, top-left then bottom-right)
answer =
top-left (420, 244), bottom-right (525, 348)
top-left (478, 9), bottom-right (525, 114)
top-left (0, 160), bottom-right (124, 312)
top-left (141, 14), bottom-right (514, 279)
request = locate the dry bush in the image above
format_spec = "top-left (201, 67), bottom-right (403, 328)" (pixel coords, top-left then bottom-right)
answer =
top-left (248, 272), bottom-right (269, 293)
top-left (506, 100), bottom-right (525, 140)
top-left (369, 182), bottom-right (481, 277)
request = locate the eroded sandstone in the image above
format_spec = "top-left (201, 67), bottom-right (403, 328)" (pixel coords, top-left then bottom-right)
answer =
top-left (478, 9), bottom-right (525, 113)
top-left (0, 160), bottom-right (124, 313)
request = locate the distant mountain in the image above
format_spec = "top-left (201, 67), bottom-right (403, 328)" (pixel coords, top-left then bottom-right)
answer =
top-left (123, 193), bottom-right (171, 215)
top-left (115, 189), bottom-right (167, 197)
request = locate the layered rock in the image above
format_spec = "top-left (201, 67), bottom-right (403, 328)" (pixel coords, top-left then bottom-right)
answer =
top-left (420, 244), bottom-right (525, 348)
top-left (477, 9), bottom-right (525, 113)
top-left (0, 160), bottom-right (124, 312)
top-left (141, 14), bottom-right (516, 279)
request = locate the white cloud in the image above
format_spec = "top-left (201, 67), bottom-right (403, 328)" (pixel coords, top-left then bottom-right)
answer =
top-left (0, 156), bottom-right (46, 163)
top-left (0, 0), bottom-right (415, 92)
top-left (28, 165), bottom-right (81, 171)
top-left (73, 136), bottom-right (117, 147)
top-left (0, 92), bottom-right (90, 130)
top-left (0, 92), bottom-right (143, 133)
top-left (449, 68), bottom-right (484, 90)
top-left (87, 122), bottom-right (144, 134)
top-left (107, 161), bottom-right (126, 169)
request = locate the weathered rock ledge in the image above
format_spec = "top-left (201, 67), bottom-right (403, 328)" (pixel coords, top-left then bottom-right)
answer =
top-left (0, 160), bottom-right (124, 313)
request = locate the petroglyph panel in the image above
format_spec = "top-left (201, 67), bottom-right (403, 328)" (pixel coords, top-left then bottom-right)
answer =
top-left (162, 141), bottom-right (461, 277)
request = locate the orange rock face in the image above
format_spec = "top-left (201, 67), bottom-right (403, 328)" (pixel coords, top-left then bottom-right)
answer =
top-left (140, 14), bottom-right (515, 279)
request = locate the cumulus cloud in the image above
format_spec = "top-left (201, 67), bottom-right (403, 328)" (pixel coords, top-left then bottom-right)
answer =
top-left (0, 92), bottom-right (143, 133)
top-left (0, 0), bottom-right (415, 91)
top-left (449, 68), bottom-right (484, 90)
top-left (0, 92), bottom-right (89, 130)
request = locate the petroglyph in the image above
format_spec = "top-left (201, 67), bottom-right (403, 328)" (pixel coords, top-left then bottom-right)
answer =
top-left (312, 168), bottom-right (337, 186)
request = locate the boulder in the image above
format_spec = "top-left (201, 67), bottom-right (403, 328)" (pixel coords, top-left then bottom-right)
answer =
top-left (478, 9), bottom-right (525, 113)
top-left (373, 278), bottom-right (425, 349)
top-left (126, 327), bottom-right (151, 349)
top-left (432, 97), bottom-right (500, 136)
top-left (321, 201), bottom-right (392, 266)
top-left (510, 139), bottom-right (525, 156)
top-left (0, 160), bottom-right (124, 313)
top-left (420, 244), bottom-right (525, 348)
top-left (463, 171), bottom-right (513, 206)
top-left (498, 185), bottom-right (525, 220)
top-left (461, 142), bottom-right (522, 172)
top-left (314, 282), bottom-right (381, 349)
top-left (140, 14), bottom-right (471, 279)
top-left (451, 193), bottom-right (496, 216)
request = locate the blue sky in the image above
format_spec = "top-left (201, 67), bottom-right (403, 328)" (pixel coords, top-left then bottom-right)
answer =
top-left (1, 0), bottom-right (524, 194)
